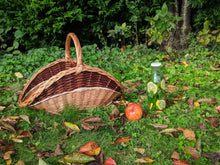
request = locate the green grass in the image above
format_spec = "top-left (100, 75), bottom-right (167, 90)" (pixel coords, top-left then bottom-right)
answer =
top-left (0, 40), bottom-right (220, 164)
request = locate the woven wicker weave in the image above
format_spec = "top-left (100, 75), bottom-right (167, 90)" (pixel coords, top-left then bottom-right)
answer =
top-left (18, 33), bottom-right (124, 114)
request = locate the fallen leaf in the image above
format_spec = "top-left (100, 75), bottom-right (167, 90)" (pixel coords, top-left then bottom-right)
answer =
top-left (194, 102), bottom-right (200, 107)
top-left (184, 146), bottom-right (199, 160)
top-left (171, 150), bottom-right (180, 160)
top-left (182, 129), bottom-right (196, 141)
top-left (94, 149), bottom-right (104, 165)
top-left (149, 123), bottom-right (168, 128)
top-left (104, 157), bottom-right (116, 165)
top-left (214, 106), bottom-right (220, 114)
top-left (79, 142), bottom-right (100, 156)
top-left (202, 151), bottom-right (220, 164)
top-left (11, 138), bottom-right (23, 143)
top-left (210, 65), bottom-right (219, 71)
top-left (3, 151), bottom-right (14, 165)
top-left (126, 87), bottom-right (138, 94)
top-left (187, 97), bottom-right (194, 109)
top-left (0, 106), bottom-right (5, 111)
top-left (63, 122), bottom-right (80, 137)
top-left (195, 138), bottom-right (201, 152)
top-left (81, 122), bottom-right (95, 130)
top-left (172, 158), bottom-right (191, 165)
top-left (19, 115), bottom-right (31, 124)
top-left (113, 136), bottom-right (132, 145)
top-left (62, 153), bottom-right (95, 163)
top-left (83, 117), bottom-right (102, 123)
top-left (134, 148), bottom-right (145, 155)
top-left (39, 158), bottom-right (49, 165)
top-left (54, 144), bottom-right (64, 156)
top-left (17, 130), bottom-right (33, 138)
top-left (207, 98), bottom-right (218, 105)
top-left (204, 117), bottom-right (219, 128)
top-left (14, 72), bottom-right (23, 79)
top-left (111, 106), bottom-right (120, 118)
top-left (166, 85), bottom-right (177, 93)
top-left (214, 132), bottom-right (220, 135)
top-left (133, 157), bottom-right (155, 163)
top-left (182, 60), bottom-right (188, 67)
top-left (15, 160), bottom-right (25, 165)
top-left (159, 128), bottom-right (178, 134)
top-left (35, 150), bottom-right (55, 159)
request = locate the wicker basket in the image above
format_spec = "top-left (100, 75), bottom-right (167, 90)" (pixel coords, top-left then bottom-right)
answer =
top-left (18, 33), bottom-right (124, 114)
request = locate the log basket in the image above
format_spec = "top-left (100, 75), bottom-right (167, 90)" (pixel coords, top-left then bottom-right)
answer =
top-left (18, 33), bottom-right (124, 114)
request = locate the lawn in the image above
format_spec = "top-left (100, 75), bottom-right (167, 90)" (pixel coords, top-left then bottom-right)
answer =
top-left (0, 40), bottom-right (219, 164)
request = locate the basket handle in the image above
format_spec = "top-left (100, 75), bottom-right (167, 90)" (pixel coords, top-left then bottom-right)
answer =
top-left (65, 33), bottom-right (83, 73)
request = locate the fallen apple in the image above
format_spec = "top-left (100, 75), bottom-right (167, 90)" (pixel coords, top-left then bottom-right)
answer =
top-left (125, 103), bottom-right (143, 121)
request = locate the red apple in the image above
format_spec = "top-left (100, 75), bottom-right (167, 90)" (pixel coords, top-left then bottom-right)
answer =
top-left (125, 103), bottom-right (143, 121)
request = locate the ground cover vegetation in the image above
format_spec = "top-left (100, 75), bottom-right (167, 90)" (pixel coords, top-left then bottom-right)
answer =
top-left (0, 0), bottom-right (220, 164)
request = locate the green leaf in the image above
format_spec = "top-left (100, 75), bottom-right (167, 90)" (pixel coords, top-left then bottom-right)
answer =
top-left (13, 50), bottom-right (21, 55)
top-left (14, 30), bottom-right (24, 39)
top-left (13, 41), bottom-right (19, 49)
top-left (63, 153), bottom-right (95, 163)
top-left (6, 46), bottom-right (14, 52)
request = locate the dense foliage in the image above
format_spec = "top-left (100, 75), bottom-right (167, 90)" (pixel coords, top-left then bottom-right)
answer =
top-left (0, 0), bottom-right (219, 52)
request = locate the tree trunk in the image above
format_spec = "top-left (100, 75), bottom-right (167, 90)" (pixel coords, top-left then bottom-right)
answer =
top-left (180, 0), bottom-right (191, 49)
top-left (163, 0), bottom-right (191, 51)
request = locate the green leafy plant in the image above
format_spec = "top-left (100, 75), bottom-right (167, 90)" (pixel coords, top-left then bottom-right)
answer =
top-left (145, 3), bottom-right (182, 46)
top-left (108, 22), bottom-right (132, 47)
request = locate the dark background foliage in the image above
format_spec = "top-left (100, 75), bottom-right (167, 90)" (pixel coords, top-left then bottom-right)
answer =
top-left (0, 0), bottom-right (219, 52)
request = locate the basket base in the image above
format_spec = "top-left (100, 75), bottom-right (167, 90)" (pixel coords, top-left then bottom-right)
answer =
top-left (30, 87), bottom-right (120, 114)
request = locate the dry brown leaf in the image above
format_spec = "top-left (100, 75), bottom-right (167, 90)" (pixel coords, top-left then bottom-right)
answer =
top-left (54, 144), bottom-right (64, 156)
top-left (159, 128), bottom-right (178, 134)
top-left (111, 106), bottom-right (120, 117)
top-left (19, 115), bottom-right (31, 124)
top-left (81, 122), bottom-right (95, 130)
top-left (214, 106), bottom-right (220, 114)
top-left (149, 123), bottom-right (168, 128)
top-left (114, 136), bottom-right (132, 145)
top-left (182, 129), bottom-right (195, 141)
top-left (172, 158), bottom-right (191, 165)
top-left (3, 151), bottom-right (14, 165)
top-left (210, 65), bottom-right (219, 71)
top-left (184, 146), bottom-right (199, 160)
top-left (202, 151), bottom-right (220, 164)
top-left (207, 98), bottom-right (218, 105)
top-left (83, 117), bottom-right (102, 123)
top-left (166, 85), bottom-right (177, 93)
top-left (204, 117), bottom-right (219, 128)
top-left (171, 150), bottom-right (180, 160)
top-left (134, 148), bottom-right (145, 155)
top-left (187, 97), bottom-right (194, 109)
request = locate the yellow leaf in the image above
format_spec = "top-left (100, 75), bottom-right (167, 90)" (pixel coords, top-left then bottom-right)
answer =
top-left (134, 157), bottom-right (155, 163)
top-left (14, 72), bottom-right (23, 78)
top-left (0, 106), bottom-right (6, 111)
top-left (86, 147), bottom-right (101, 156)
top-left (64, 122), bottom-right (80, 132)
top-left (194, 102), bottom-right (200, 107)
top-left (144, 157), bottom-right (155, 163)
top-left (181, 61), bottom-right (188, 68)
